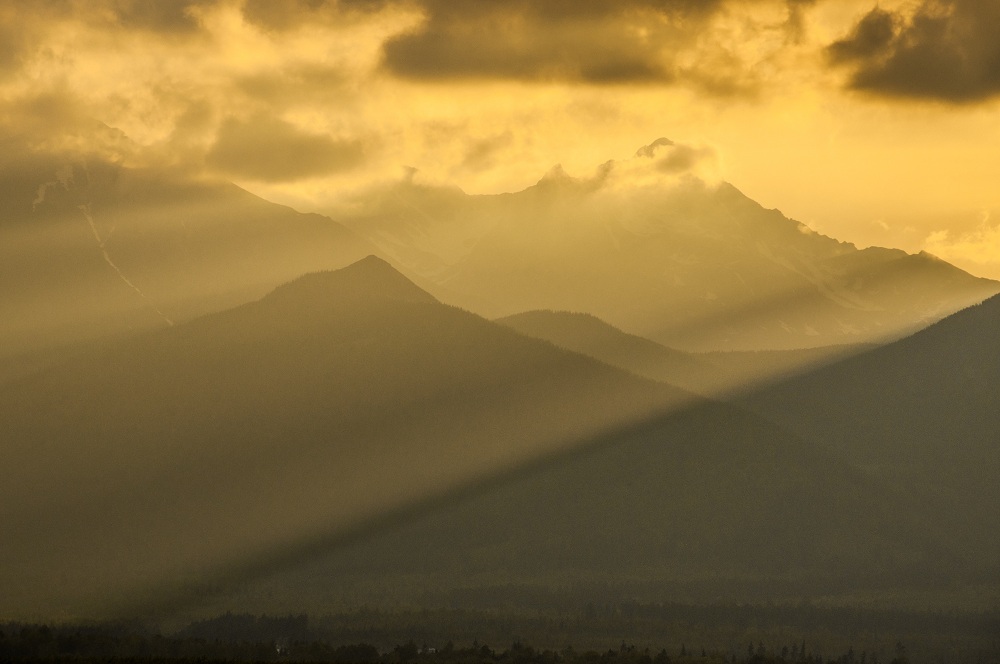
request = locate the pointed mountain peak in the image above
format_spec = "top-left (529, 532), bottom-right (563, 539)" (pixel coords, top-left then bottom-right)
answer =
top-left (264, 255), bottom-right (438, 307)
top-left (539, 163), bottom-right (573, 183)
top-left (529, 163), bottom-right (601, 196)
top-left (339, 253), bottom-right (403, 276)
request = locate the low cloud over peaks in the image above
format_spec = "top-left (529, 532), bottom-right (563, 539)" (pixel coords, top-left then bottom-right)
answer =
top-left (828, 0), bottom-right (1000, 103)
top-left (548, 138), bottom-right (721, 196)
top-left (635, 137), bottom-right (675, 158)
top-left (206, 114), bottom-right (366, 183)
top-left (632, 137), bottom-right (717, 179)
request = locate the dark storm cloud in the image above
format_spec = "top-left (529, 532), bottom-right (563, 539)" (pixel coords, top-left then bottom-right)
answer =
top-left (379, 0), bottom-right (722, 84)
top-left (827, 7), bottom-right (896, 62)
top-left (205, 114), bottom-right (366, 182)
top-left (373, 0), bottom-right (819, 87)
top-left (829, 0), bottom-right (1000, 103)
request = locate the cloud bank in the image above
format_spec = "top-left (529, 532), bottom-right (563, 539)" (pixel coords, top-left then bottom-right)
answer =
top-left (828, 0), bottom-right (1000, 103)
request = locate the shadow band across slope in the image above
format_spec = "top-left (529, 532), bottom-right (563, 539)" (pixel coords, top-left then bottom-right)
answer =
top-left (0, 257), bottom-right (693, 620)
top-left (191, 396), bottom-right (968, 619)
top-left (739, 292), bottom-right (1000, 568)
top-left (1, 257), bottom-right (991, 624)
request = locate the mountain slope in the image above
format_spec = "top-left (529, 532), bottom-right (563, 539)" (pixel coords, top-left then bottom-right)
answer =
top-left (1, 258), bottom-right (983, 623)
top-left (0, 143), bottom-right (376, 357)
top-left (741, 293), bottom-right (1000, 566)
top-left (497, 310), bottom-right (872, 394)
top-left (0, 257), bottom-right (942, 621)
top-left (339, 149), bottom-right (999, 351)
top-left (216, 395), bottom-right (966, 617)
top-left (0, 256), bottom-right (693, 620)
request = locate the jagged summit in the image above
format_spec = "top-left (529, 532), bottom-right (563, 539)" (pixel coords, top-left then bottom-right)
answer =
top-left (264, 255), bottom-right (438, 307)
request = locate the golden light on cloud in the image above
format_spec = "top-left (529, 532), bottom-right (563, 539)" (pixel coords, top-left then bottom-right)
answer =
top-left (1, 0), bottom-right (999, 275)
top-left (6, 1), bottom-right (1000, 629)
top-left (924, 211), bottom-right (1000, 275)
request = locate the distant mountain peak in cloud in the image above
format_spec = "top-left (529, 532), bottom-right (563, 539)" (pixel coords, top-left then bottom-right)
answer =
top-left (534, 163), bottom-right (588, 190)
top-left (337, 150), bottom-right (1000, 351)
top-left (635, 137), bottom-right (675, 158)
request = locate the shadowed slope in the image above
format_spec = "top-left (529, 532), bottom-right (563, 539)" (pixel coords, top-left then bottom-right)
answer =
top-left (0, 257), bottom-right (692, 620)
top-left (2, 259), bottom-right (983, 623)
top-left (497, 310), bottom-right (873, 395)
top-left (200, 394), bottom-right (971, 621)
top-left (742, 293), bottom-right (1000, 569)
top-left (497, 310), bottom-right (718, 391)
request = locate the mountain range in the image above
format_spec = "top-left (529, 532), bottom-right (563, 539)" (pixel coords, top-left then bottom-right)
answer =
top-left (497, 310), bottom-right (874, 395)
top-left (336, 153), bottom-right (999, 350)
top-left (0, 140), bottom-right (374, 358)
top-left (205, 280), bottom-right (1000, 619)
top-left (0, 256), bottom-right (692, 619)
top-left (4, 139), bottom-right (997, 363)
top-left (2, 257), bottom-right (993, 623)
top-left (3, 140), bottom-right (999, 628)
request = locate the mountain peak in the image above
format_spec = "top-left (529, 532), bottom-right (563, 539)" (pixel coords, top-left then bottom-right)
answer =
top-left (538, 163), bottom-right (573, 184)
top-left (264, 255), bottom-right (438, 307)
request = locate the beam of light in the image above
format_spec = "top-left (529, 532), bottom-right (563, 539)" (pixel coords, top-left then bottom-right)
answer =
top-left (115, 395), bottom-right (712, 622)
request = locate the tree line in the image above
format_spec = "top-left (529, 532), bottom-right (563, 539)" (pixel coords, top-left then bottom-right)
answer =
top-left (0, 620), bottom-right (920, 664)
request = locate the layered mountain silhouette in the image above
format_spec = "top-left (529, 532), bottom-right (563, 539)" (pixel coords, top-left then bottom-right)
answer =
top-left (498, 310), bottom-right (872, 395)
top-left (0, 142), bottom-right (375, 358)
top-left (4, 131), bottom-right (999, 629)
top-left (338, 153), bottom-right (999, 351)
top-left (2, 256), bottom-right (981, 622)
top-left (741, 292), bottom-right (1000, 568)
top-left (8, 138), bottom-right (996, 364)
top-left (215, 393), bottom-right (966, 617)
top-left (0, 256), bottom-right (695, 619)
top-left (498, 310), bottom-right (715, 389)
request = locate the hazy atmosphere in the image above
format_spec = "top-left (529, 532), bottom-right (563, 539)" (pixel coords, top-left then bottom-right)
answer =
top-left (2, 2), bottom-right (999, 663)
top-left (3, 0), bottom-right (1000, 275)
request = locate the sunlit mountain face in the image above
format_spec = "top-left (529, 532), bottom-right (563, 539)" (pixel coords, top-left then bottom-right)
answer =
top-left (0, 139), bottom-right (375, 360)
top-left (334, 153), bottom-right (999, 351)
top-left (2, 2), bottom-right (1000, 661)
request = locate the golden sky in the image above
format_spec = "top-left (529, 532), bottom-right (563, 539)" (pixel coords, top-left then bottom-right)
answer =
top-left (4, 0), bottom-right (1000, 277)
